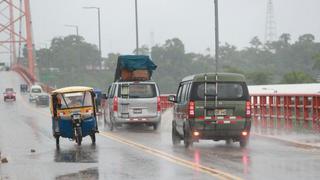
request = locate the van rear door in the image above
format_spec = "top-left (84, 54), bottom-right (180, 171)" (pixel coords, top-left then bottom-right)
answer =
top-left (118, 83), bottom-right (159, 118)
top-left (191, 82), bottom-right (250, 130)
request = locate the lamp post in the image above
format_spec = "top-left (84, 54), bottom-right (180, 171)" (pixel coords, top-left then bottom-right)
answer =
top-left (64, 24), bottom-right (79, 36)
top-left (135, 0), bottom-right (139, 55)
top-left (83, 7), bottom-right (102, 68)
top-left (214, 0), bottom-right (219, 73)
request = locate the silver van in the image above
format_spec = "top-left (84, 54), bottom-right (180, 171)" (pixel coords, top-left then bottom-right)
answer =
top-left (104, 81), bottom-right (161, 131)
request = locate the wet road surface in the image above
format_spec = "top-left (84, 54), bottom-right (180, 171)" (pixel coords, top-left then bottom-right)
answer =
top-left (1, 71), bottom-right (320, 180)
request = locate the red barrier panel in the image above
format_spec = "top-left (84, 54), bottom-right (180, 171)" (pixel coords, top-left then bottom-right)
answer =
top-left (159, 94), bottom-right (174, 112)
top-left (251, 93), bottom-right (320, 132)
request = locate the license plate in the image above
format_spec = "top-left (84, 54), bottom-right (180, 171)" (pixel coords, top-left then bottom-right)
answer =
top-left (207, 109), bottom-right (227, 116)
top-left (215, 109), bottom-right (227, 116)
top-left (73, 114), bottom-right (81, 119)
top-left (133, 109), bottom-right (142, 114)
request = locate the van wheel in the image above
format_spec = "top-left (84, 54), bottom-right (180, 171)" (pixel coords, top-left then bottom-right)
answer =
top-left (153, 123), bottom-right (159, 130)
top-left (108, 113), bottom-right (114, 131)
top-left (103, 109), bottom-right (107, 124)
top-left (226, 139), bottom-right (232, 145)
top-left (240, 137), bottom-right (248, 148)
top-left (183, 123), bottom-right (193, 148)
top-left (172, 122), bottom-right (180, 145)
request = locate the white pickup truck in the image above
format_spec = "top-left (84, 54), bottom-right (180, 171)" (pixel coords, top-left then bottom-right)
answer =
top-left (29, 85), bottom-right (43, 102)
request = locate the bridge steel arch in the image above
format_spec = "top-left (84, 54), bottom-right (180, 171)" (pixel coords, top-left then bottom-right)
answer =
top-left (0, 0), bottom-right (36, 81)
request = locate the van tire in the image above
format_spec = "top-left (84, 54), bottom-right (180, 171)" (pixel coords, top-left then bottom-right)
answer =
top-left (183, 122), bottom-right (193, 148)
top-left (240, 137), bottom-right (248, 148)
top-left (108, 113), bottom-right (114, 131)
top-left (172, 121), bottom-right (180, 145)
top-left (226, 139), bottom-right (232, 145)
top-left (153, 123), bottom-right (159, 130)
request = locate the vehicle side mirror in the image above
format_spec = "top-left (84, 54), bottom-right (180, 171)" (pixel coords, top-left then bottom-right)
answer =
top-left (168, 95), bottom-right (177, 103)
top-left (102, 93), bottom-right (108, 99)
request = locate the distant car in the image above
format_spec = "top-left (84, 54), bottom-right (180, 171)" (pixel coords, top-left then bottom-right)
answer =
top-left (29, 85), bottom-right (43, 102)
top-left (35, 93), bottom-right (49, 106)
top-left (3, 88), bottom-right (16, 101)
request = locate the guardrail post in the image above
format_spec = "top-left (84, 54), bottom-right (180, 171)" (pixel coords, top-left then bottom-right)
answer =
top-left (295, 96), bottom-right (300, 120)
top-left (303, 96), bottom-right (308, 121)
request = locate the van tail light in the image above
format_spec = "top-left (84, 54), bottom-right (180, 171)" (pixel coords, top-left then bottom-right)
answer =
top-left (113, 96), bottom-right (118, 112)
top-left (157, 96), bottom-right (161, 112)
top-left (246, 101), bottom-right (251, 118)
top-left (188, 101), bottom-right (195, 118)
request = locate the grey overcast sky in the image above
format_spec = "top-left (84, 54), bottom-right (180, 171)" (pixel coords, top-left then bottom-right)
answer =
top-left (31, 0), bottom-right (320, 55)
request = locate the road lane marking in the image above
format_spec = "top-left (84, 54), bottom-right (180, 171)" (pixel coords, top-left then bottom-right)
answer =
top-left (99, 131), bottom-right (242, 180)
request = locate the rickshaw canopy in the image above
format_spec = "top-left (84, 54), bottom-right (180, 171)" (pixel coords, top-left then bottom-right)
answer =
top-left (52, 86), bottom-right (94, 94)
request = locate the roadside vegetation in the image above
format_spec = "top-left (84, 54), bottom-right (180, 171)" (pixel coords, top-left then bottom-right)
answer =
top-left (28, 33), bottom-right (320, 93)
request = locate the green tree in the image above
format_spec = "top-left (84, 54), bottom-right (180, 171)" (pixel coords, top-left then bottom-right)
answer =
top-left (247, 71), bottom-right (273, 85)
top-left (281, 71), bottom-right (316, 84)
top-left (312, 53), bottom-right (320, 71)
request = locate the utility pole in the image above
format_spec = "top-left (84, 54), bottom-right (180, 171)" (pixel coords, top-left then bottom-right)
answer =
top-left (135, 0), bottom-right (139, 55)
top-left (214, 0), bottom-right (219, 73)
top-left (83, 7), bottom-right (102, 68)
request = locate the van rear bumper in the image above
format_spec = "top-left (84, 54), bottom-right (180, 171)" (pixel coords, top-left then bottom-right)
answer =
top-left (114, 115), bottom-right (161, 124)
top-left (193, 130), bottom-right (248, 141)
top-left (191, 120), bottom-right (251, 141)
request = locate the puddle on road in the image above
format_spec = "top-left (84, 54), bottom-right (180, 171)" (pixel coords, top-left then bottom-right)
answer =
top-left (55, 167), bottom-right (99, 180)
top-left (54, 145), bottom-right (98, 163)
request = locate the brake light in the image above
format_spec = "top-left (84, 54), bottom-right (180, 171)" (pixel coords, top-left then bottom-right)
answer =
top-left (246, 101), bottom-right (251, 118)
top-left (188, 101), bottom-right (195, 118)
top-left (113, 96), bottom-right (118, 112)
top-left (157, 96), bottom-right (161, 112)
top-left (242, 131), bottom-right (248, 136)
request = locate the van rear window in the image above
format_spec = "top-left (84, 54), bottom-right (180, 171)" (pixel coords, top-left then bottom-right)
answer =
top-left (190, 82), bottom-right (249, 101)
top-left (118, 84), bottom-right (157, 98)
top-left (31, 88), bottom-right (41, 93)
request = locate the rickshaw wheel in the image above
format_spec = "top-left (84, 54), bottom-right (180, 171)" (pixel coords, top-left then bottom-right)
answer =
top-left (90, 133), bottom-right (96, 144)
top-left (76, 136), bottom-right (82, 145)
top-left (55, 136), bottom-right (60, 148)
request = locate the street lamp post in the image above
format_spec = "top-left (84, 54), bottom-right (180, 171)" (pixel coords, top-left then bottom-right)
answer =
top-left (83, 7), bottom-right (102, 68)
top-left (64, 24), bottom-right (79, 36)
top-left (214, 0), bottom-right (219, 73)
top-left (135, 0), bottom-right (139, 55)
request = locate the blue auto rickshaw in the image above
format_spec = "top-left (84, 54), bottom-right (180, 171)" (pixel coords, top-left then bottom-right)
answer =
top-left (50, 86), bottom-right (99, 147)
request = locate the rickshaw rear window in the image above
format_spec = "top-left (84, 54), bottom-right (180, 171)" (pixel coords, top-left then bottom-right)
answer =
top-left (58, 91), bottom-right (93, 109)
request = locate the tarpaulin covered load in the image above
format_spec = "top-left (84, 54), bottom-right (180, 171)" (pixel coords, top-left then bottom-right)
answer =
top-left (114, 55), bottom-right (157, 82)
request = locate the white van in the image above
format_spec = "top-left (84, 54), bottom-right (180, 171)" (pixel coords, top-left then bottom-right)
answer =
top-left (104, 81), bottom-right (161, 131)
top-left (29, 85), bottom-right (43, 102)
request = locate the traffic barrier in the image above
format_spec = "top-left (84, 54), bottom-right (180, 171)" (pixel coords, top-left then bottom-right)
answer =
top-left (159, 94), bottom-right (174, 112)
top-left (251, 93), bottom-right (320, 132)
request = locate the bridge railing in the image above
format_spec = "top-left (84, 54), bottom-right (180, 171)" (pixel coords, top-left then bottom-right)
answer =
top-left (251, 93), bottom-right (320, 133)
top-left (251, 94), bottom-right (319, 121)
